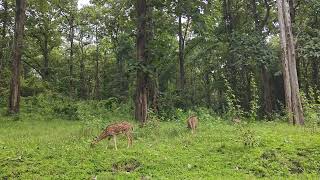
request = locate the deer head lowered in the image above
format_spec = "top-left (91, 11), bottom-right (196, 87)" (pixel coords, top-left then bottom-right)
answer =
top-left (91, 121), bottom-right (133, 150)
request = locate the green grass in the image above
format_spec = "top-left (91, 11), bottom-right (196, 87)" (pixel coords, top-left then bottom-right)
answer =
top-left (1, 112), bottom-right (320, 179)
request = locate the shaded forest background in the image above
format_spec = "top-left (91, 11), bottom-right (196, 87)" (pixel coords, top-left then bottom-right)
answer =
top-left (0, 0), bottom-right (319, 122)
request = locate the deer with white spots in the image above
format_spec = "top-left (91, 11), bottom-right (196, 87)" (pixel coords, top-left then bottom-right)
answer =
top-left (91, 122), bottom-right (133, 150)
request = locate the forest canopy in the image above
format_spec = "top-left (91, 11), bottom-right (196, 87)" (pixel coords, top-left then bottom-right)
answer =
top-left (0, 0), bottom-right (319, 123)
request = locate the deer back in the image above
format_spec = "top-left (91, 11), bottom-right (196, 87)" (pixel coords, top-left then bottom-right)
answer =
top-left (106, 122), bottom-right (133, 135)
top-left (91, 121), bottom-right (133, 146)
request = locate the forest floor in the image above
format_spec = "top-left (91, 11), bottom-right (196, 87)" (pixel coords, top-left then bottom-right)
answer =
top-left (1, 110), bottom-right (320, 179)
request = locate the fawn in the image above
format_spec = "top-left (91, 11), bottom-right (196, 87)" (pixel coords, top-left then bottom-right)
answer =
top-left (91, 121), bottom-right (133, 150)
top-left (187, 116), bottom-right (198, 134)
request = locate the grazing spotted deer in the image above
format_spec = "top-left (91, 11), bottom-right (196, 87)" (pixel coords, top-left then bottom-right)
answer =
top-left (233, 117), bottom-right (241, 124)
top-left (187, 116), bottom-right (198, 134)
top-left (91, 121), bottom-right (133, 150)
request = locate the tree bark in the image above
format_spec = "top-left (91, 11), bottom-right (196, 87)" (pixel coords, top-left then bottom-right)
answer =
top-left (276, 0), bottom-right (304, 125)
top-left (94, 25), bottom-right (100, 99)
top-left (178, 15), bottom-right (185, 90)
top-left (43, 34), bottom-right (49, 80)
top-left (135, 0), bottom-right (148, 123)
top-left (8, 0), bottom-right (27, 114)
top-left (69, 17), bottom-right (75, 97)
top-left (79, 32), bottom-right (86, 99)
top-left (261, 65), bottom-right (273, 114)
top-left (0, 0), bottom-right (9, 81)
top-left (204, 71), bottom-right (212, 108)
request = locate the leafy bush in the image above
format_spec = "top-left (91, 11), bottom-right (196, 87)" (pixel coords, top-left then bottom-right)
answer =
top-left (53, 103), bottom-right (79, 120)
top-left (301, 90), bottom-right (320, 133)
top-left (23, 93), bottom-right (79, 120)
top-left (21, 77), bottom-right (47, 97)
top-left (236, 123), bottom-right (261, 147)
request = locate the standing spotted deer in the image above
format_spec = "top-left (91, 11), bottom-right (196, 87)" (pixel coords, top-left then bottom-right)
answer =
top-left (91, 122), bottom-right (133, 150)
top-left (187, 116), bottom-right (198, 134)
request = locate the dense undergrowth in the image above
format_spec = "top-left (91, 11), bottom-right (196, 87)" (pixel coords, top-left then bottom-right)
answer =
top-left (0, 94), bottom-right (320, 179)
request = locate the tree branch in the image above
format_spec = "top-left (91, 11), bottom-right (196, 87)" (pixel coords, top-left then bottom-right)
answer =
top-left (22, 59), bottom-right (44, 78)
top-left (183, 16), bottom-right (191, 44)
top-left (261, 0), bottom-right (271, 29)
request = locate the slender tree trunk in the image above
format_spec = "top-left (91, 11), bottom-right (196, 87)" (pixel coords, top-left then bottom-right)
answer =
top-left (204, 71), bottom-right (212, 108)
top-left (94, 25), bottom-right (100, 99)
top-left (277, 0), bottom-right (304, 125)
top-left (135, 0), bottom-right (148, 123)
top-left (43, 35), bottom-right (49, 80)
top-left (79, 33), bottom-right (86, 99)
top-left (8, 0), bottom-right (27, 114)
top-left (223, 0), bottom-right (237, 96)
top-left (69, 17), bottom-right (74, 97)
top-left (178, 15), bottom-right (185, 90)
top-left (261, 65), bottom-right (273, 114)
top-left (145, 5), bottom-right (158, 113)
top-left (0, 0), bottom-right (9, 82)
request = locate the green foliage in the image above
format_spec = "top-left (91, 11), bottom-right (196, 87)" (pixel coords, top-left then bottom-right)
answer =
top-left (52, 103), bottom-right (79, 120)
top-left (237, 123), bottom-right (261, 148)
top-left (301, 90), bottom-right (320, 133)
top-left (222, 73), bottom-right (243, 119)
top-left (21, 77), bottom-right (47, 97)
top-left (23, 93), bottom-right (79, 120)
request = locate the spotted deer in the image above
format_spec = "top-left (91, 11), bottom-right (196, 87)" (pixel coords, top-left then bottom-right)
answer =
top-left (233, 117), bottom-right (241, 124)
top-left (91, 121), bottom-right (133, 150)
top-left (187, 116), bottom-right (198, 134)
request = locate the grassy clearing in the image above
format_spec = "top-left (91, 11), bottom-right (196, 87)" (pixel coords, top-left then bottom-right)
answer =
top-left (1, 110), bottom-right (320, 179)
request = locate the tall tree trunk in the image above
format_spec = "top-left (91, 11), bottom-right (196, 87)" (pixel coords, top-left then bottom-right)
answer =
top-left (223, 0), bottom-right (237, 96)
top-left (251, 0), bottom-right (273, 115)
top-left (204, 71), bottom-right (212, 108)
top-left (277, 0), bottom-right (304, 125)
top-left (43, 35), bottom-right (49, 80)
top-left (178, 15), bottom-right (185, 90)
top-left (135, 0), bottom-right (148, 123)
top-left (145, 5), bottom-right (158, 113)
top-left (79, 33), bottom-right (86, 99)
top-left (8, 0), bottom-right (27, 114)
top-left (94, 25), bottom-right (100, 99)
top-left (69, 17), bottom-right (74, 97)
top-left (0, 0), bottom-right (9, 83)
top-left (261, 65), bottom-right (273, 114)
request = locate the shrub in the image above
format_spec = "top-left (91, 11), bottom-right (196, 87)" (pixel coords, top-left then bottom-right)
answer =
top-left (53, 103), bottom-right (79, 120)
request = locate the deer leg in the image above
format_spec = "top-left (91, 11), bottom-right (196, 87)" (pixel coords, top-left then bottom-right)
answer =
top-left (105, 136), bottom-right (111, 150)
top-left (127, 133), bottom-right (133, 148)
top-left (126, 133), bottom-right (130, 148)
top-left (113, 135), bottom-right (117, 150)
